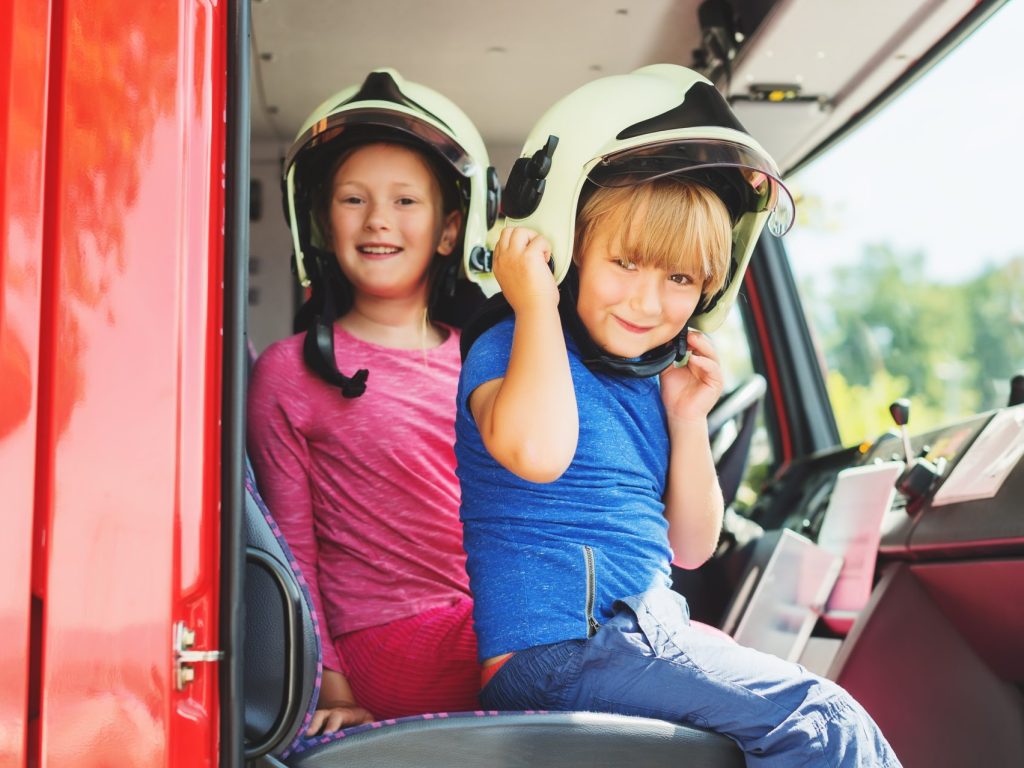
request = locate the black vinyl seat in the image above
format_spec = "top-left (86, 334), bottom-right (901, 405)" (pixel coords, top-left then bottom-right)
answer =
top-left (242, 466), bottom-right (745, 767)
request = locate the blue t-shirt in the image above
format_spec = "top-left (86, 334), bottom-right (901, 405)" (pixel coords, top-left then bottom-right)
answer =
top-left (456, 317), bottom-right (674, 660)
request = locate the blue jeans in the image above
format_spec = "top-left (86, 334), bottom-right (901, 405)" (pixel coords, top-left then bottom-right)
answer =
top-left (481, 588), bottom-right (900, 767)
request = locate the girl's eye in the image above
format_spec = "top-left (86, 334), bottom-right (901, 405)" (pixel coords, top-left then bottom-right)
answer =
top-left (340, 195), bottom-right (364, 205)
top-left (669, 273), bottom-right (694, 285)
top-left (397, 197), bottom-right (419, 206)
top-left (615, 258), bottom-right (637, 271)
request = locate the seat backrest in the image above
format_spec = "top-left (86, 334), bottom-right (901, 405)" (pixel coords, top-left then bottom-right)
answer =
top-left (243, 465), bottom-right (321, 759)
top-left (710, 374), bottom-right (767, 509)
top-left (241, 463), bottom-right (746, 768)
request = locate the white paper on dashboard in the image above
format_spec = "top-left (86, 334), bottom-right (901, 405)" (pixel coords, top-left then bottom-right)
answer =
top-left (732, 529), bottom-right (843, 662)
top-left (931, 405), bottom-right (1024, 506)
top-left (816, 460), bottom-right (905, 616)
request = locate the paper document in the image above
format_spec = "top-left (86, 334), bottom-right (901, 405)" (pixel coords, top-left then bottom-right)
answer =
top-left (931, 405), bottom-right (1024, 506)
top-left (733, 530), bottom-right (843, 662)
top-left (816, 461), bottom-right (904, 617)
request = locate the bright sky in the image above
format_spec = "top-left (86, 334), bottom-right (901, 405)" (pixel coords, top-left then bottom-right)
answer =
top-left (785, 0), bottom-right (1024, 284)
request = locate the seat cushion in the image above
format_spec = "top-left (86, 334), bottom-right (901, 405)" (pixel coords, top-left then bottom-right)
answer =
top-left (285, 710), bottom-right (744, 767)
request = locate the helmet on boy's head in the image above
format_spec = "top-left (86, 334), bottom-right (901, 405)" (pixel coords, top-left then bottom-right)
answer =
top-left (470, 63), bottom-right (793, 335)
top-left (283, 68), bottom-right (500, 289)
top-left (281, 69), bottom-right (498, 398)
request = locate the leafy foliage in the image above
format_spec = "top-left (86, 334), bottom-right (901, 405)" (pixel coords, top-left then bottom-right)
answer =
top-left (807, 246), bottom-right (1024, 444)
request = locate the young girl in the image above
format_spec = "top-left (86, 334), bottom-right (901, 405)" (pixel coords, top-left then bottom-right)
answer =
top-left (457, 65), bottom-right (900, 766)
top-left (247, 69), bottom-right (498, 734)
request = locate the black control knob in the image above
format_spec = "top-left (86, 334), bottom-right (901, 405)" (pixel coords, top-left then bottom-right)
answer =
top-left (889, 398), bottom-right (910, 427)
top-left (888, 398), bottom-right (914, 464)
top-left (1009, 372), bottom-right (1024, 407)
top-left (898, 461), bottom-right (938, 503)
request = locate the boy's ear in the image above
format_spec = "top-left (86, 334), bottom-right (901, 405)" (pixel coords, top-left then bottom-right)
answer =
top-left (437, 209), bottom-right (462, 256)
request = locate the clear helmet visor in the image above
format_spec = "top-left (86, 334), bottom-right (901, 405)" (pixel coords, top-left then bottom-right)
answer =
top-left (588, 139), bottom-right (795, 236)
top-left (285, 107), bottom-right (477, 179)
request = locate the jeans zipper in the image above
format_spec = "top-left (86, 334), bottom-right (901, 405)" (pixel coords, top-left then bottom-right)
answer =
top-left (583, 545), bottom-right (600, 637)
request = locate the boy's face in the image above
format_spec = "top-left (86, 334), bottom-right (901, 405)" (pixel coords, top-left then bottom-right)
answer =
top-left (575, 209), bottom-right (703, 358)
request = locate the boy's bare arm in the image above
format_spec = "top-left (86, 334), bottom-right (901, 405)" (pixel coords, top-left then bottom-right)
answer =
top-left (664, 417), bottom-right (724, 568)
top-left (469, 227), bottom-right (578, 483)
top-left (661, 329), bottom-right (725, 569)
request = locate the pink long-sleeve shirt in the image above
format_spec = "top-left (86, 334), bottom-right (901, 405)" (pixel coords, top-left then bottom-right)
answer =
top-left (246, 325), bottom-right (470, 672)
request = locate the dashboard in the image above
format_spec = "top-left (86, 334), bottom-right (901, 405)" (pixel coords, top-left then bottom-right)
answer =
top-left (748, 406), bottom-right (1024, 560)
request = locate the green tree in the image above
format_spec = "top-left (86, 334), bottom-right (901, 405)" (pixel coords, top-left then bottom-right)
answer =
top-left (826, 368), bottom-right (946, 446)
top-left (813, 244), bottom-right (991, 436)
top-left (962, 255), bottom-right (1024, 410)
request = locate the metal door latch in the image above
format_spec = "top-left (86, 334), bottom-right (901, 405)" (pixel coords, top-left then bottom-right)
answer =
top-left (174, 620), bottom-right (224, 690)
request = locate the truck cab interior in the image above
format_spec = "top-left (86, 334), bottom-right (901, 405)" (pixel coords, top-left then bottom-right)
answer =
top-left (236, 1), bottom-right (1024, 765)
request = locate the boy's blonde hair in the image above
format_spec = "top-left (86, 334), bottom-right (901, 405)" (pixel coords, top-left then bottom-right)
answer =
top-left (573, 177), bottom-right (732, 301)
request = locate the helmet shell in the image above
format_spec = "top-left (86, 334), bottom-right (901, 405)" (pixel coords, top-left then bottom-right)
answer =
top-left (476, 64), bottom-right (792, 332)
top-left (283, 68), bottom-right (496, 288)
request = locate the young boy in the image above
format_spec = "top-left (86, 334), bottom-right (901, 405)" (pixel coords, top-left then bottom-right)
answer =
top-left (455, 65), bottom-right (901, 767)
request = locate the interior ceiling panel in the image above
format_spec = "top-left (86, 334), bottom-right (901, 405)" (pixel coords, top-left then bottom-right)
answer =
top-left (250, 0), bottom-right (702, 148)
top-left (726, 0), bottom-right (977, 171)
top-left (250, 0), bottom-right (980, 174)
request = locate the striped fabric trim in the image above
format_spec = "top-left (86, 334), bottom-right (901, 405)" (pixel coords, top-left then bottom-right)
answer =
top-left (245, 466), bottom-right (323, 756)
top-left (288, 709), bottom-right (550, 754)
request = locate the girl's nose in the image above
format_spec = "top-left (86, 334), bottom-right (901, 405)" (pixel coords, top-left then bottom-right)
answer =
top-left (364, 200), bottom-right (390, 231)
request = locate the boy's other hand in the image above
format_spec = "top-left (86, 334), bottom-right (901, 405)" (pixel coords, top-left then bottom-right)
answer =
top-left (305, 702), bottom-right (375, 735)
top-left (493, 226), bottom-right (558, 313)
top-left (660, 329), bottom-right (724, 423)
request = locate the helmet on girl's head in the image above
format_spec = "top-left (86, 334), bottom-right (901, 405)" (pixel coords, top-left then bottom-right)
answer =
top-left (468, 64), bottom-right (793, 337)
top-left (284, 68), bottom-right (499, 288)
top-left (281, 69), bottom-right (499, 398)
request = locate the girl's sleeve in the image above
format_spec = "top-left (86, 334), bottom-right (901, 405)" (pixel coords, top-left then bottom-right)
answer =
top-left (246, 344), bottom-right (345, 674)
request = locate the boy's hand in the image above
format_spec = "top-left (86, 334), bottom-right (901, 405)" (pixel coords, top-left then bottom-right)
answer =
top-left (493, 226), bottom-right (558, 313)
top-left (660, 329), bottom-right (724, 423)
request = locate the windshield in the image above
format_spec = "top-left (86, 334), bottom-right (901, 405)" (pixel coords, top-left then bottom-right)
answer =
top-left (784, 1), bottom-right (1024, 444)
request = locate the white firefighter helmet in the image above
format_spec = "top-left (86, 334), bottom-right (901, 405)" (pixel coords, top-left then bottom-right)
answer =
top-left (471, 63), bottom-right (793, 333)
top-left (283, 68), bottom-right (499, 288)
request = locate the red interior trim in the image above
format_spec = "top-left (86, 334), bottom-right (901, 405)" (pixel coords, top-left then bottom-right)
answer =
top-left (743, 271), bottom-right (792, 466)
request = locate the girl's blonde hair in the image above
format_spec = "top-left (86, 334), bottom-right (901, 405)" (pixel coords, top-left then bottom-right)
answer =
top-left (574, 177), bottom-right (732, 300)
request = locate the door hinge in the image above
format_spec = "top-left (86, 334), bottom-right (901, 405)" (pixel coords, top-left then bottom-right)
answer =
top-left (174, 620), bottom-right (224, 690)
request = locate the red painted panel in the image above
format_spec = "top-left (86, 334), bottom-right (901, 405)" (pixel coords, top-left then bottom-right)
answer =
top-left (34, 1), bottom-right (225, 766)
top-left (912, 559), bottom-right (1024, 683)
top-left (0, 2), bottom-right (51, 766)
top-left (170, 0), bottom-right (226, 761)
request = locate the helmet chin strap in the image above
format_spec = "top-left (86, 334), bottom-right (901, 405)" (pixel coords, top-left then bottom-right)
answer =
top-left (299, 247), bottom-right (370, 398)
top-left (557, 266), bottom-right (690, 379)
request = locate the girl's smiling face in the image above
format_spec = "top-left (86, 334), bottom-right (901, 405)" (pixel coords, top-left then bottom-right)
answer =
top-left (327, 143), bottom-right (460, 303)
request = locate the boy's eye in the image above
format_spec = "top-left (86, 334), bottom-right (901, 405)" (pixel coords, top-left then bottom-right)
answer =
top-left (396, 197), bottom-right (419, 206)
top-left (668, 273), bottom-right (694, 285)
top-left (614, 258), bottom-right (637, 271)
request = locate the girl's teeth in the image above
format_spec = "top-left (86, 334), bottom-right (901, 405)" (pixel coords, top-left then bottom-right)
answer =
top-left (360, 246), bottom-right (400, 254)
